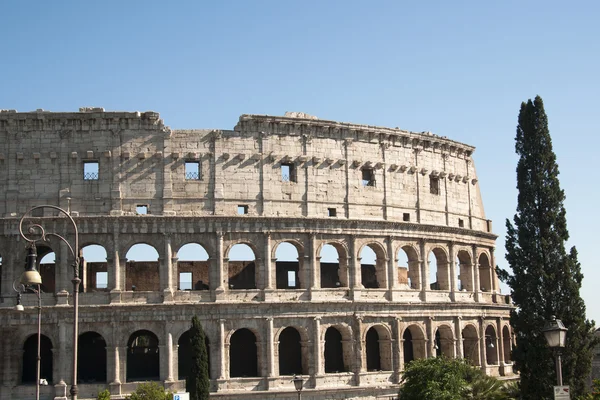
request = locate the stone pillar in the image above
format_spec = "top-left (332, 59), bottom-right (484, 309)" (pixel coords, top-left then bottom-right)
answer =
top-left (394, 318), bottom-right (402, 380)
top-left (214, 233), bottom-right (225, 298)
top-left (354, 315), bottom-right (364, 380)
top-left (56, 321), bottom-right (69, 387)
top-left (166, 331), bottom-right (174, 381)
top-left (454, 317), bottom-right (463, 358)
top-left (472, 245), bottom-right (481, 302)
top-left (427, 317), bottom-right (435, 358)
top-left (309, 234), bottom-right (319, 290)
top-left (479, 317), bottom-right (487, 369)
top-left (420, 240), bottom-right (428, 300)
top-left (313, 317), bottom-right (323, 376)
top-left (490, 247), bottom-right (499, 292)
top-left (109, 346), bottom-right (121, 384)
top-left (387, 237), bottom-right (398, 299)
top-left (218, 319), bottom-right (227, 379)
top-left (162, 235), bottom-right (174, 299)
top-left (498, 318), bottom-right (505, 366)
top-left (448, 243), bottom-right (457, 299)
top-left (264, 233), bottom-right (273, 290)
top-left (265, 317), bottom-right (275, 377)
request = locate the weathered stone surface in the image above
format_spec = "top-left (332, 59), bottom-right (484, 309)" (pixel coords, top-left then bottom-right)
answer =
top-left (0, 110), bottom-right (514, 400)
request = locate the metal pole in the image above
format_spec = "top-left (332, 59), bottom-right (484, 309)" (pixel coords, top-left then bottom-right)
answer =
top-left (556, 352), bottom-right (563, 386)
top-left (71, 269), bottom-right (80, 400)
top-left (36, 285), bottom-right (41, 400)
top-left (297, 391), bottom-right (301, 400)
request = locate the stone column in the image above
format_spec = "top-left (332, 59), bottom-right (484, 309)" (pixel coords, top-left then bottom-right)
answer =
top-left (427, 317), bottom-right (435, 358)
top-left (165, 331), bottom-right (174, 382)
top-left (213, 233), bottom-right (225, 297)
top-left (218, 319), bottom-right (227, 379)
top-left (479, 317), bottom-right (487, 369)
top-left (387, 237), bottom-right (398, 300)
top-left (119, 257), bottom-right (128, 291)
top-left (472, 245), bottom-right (481, 302)
top-left (490, 247), bottom-right (499, 292)
top-left (109, 346), bottom-right (121, 384)
top-left (419, 240), bottom-right (428, 300)
top-left (265, 317), bottom-right (275, 377)
top-left (394, 318), bottom-right (402, 380)
top-left (354, 315), bottom-right (364, 380)
top-left (498, 318), bottom-right (505, 366)
top-left (454, 317), bottom-right (463, 358)
top-left (313, 317), bottom-right (323, 376)
top-left (448, 243), bottom-right (457, 299)
top-left (264, 233), bottom-right (273, 290)
top-left (162, 235), bottom-right (174, 298)
top-left (309, 234), bottom-right (319, 290)
top-left (349, 236), bottom-right (360, 296)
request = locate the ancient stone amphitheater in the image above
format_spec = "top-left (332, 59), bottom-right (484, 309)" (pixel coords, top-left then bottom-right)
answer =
top-left (0, 109), bottom-right (514, 399)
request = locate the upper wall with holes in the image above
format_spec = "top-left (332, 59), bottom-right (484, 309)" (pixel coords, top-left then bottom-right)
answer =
top-left (0, 109), bottom-right (489, 232)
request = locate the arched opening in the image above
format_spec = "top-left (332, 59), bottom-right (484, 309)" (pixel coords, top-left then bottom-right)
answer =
top-left (479, 253), bottom-right (492, 292)
top-left (37, 246), bottom-right (56, 293)
top-left (485, 325), bottom-right (498, 365)
top-left (435, 325), bottom-right (454, 357)
top-left (22, 334), bottom-right (53, 384)
top-left (178, 330), bottom-right (211, 380)
top-left (230, 328), bottom-right (258, 377)
top-left (177, 243), bottom-right (210, 290)
top-left (360, 244), bottom-right (386, 289)
top-left (319, 243), bottom-right (348, 288)
top-left (403, 325), bottom-right (426, 366)
top-left (125, 244), bottom-right (160, 292)
top-left (275, 242), bottom-right (302, 289)
top-left (127, 330), bottom-right (159, 382)
top-left (278, 327), bottom-right (303, 375)
top-left (398, 246), bottom-right (420, 290)
top-left (228, 244), bottom-right (256, 290)
top-left (428, 248), bottom-right (449, 290)
top-left (502, 326), bottom-right (512, 363)
top-left (456, 250), bottom-right (473, 292)
top-left (324, 327), bottom-right (346, 373)
top-left (462, 325), bottom-right (479, 365)
top-left (78, 332), bottom-right (107, 383)
top-left (81, 245), bottom-right (108, 292)
top-left (365, 327), bottom-right (381, 371)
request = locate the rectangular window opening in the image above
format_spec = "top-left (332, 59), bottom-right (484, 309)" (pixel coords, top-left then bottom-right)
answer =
top-left (179, 272), bottom-right (193, 290)
top-left (96, 272), bottom-right (108, 289)
top-left (84, 161), bottom-right (99, 180)
top-left (136, 205), bottom-right (148, 215)
top-left (362, 168), bottom-right (375, 187)
top-left (237, 205), bottom-right (248, 215)
top-left (328, 208), bottom-right (337, 217)
top-left (458, 218), bottom-right (464, 228)
top-left (430, 176), bottom-right (440, 195)
top-left (281, 163), bottom-right (296, 182)
top-left (403, 213), bottom-right (410, 222)
top-left (287, 270), bottom-right (296, 288)
top-left (185, 161), bottom-right (200, 180)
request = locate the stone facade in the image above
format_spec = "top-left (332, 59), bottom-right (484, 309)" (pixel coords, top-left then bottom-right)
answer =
top-left (0, 109), bottom-right (514, 400)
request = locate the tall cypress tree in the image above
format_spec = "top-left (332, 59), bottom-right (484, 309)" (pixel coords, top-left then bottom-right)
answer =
top-left (186, 316), bottom-right (210, 400)
top-left (501, 96), bottom-right (597, 398)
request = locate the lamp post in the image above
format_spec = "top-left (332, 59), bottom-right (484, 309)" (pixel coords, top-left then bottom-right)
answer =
top-left (292, 374), bottom-right (303, 400)
top-left (14, 248), bottom-right (43, 400)
top-left (542, 315), bottom-right (568, 386)
top-left (19, 205), bottom-right (81, 400)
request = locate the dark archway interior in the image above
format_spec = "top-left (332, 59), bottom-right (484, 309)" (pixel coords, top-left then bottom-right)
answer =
top-left (230, 329), bottom-right (258, 377)
top-left (127, 330), bottom-right (159, 382)
top-left (278, 327), bottom-right (302, 375)
top-left (22, 334), bottom-right (53, 383)
top-left (361, 264), bottom-right (378, 288)
top-left (178, 330), bottom-right (211, 380)
top-left (324, 327), bottom-right (345, 373)
top-left (78, 332), bottom-right (107, 383)
top-left (276, 262), bottom-right (300, 289)
top-left (228, 262), bottom-right (256, 289)
top-left (403, 329), bottom-right (414, 364)
top-left (435, 330), bottom-right (442, 357)
top-left (321, 263), bottom-right (341, 288)
top-left (365, 328), bottom-right (381, 371)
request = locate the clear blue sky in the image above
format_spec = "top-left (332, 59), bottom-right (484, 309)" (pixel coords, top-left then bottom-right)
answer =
top-left (2, 1), bottom-right (599, 324)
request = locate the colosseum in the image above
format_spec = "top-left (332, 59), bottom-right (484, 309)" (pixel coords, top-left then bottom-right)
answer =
top-left (0, 108), bottom-right (514, 399)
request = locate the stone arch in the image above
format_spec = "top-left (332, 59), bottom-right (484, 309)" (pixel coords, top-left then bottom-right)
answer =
top-left (435, 324), bottom-right (454, 357)
top-left (227, 243), bottom-right (257, 290)
top-left (176, 243), bottom-right (210, 290)
top-left (229, 328), bottom-right (259, 377)
top-left (428, 246), bottom-right (450, 291)
top-left (358, 242), bottom-right (387, 289)
top-left (37, 244), bottom-right (57, 293)
top-left (274, 241), bottom-right (305, 289)
top-left (397, 244), bottom-right (420, 290)
top-left (502, 325), bottom-right (512, 363)
top-left (127, 330), bottom-right (159, 382)
top-left (318, 241), bottom-right (349, 288)
top-left (402, 324), bottom-right (426, 365)
top-left (22, 333), bottom-right (53, 384)
top-left (81, 244), bottom-right (108, 292)
top-left (121, 237), bottom-right (164, 259)
top-left (462, 324), bottom-right (480, 365)
top-left (478, 252), bottom-right (493, 292)
top-left (277, 326), bottom-right (304, 375)
top-left (364, 324), bottom-right (392, 371)
top-left (125, 243), bottom-right (160, 291)
top-left (178, 329), bottom-right (211, 380)
top-left (78, 331), bottom-right (107, 383)
top-left (456, 249), bottom-right (473, 292)
top-left (485, 325), bottom-right (498, 365)
top-left (324, 325), bottom-right (351, 373)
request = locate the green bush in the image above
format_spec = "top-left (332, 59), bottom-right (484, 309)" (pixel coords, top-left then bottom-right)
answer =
top-left (96, 389), bottom-right (111, 400)
top-left (127, 382), bottom-right (173, 400)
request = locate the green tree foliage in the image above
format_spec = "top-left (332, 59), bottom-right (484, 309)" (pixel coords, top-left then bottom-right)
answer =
top-left (500, 96), bottom-right (598, 399)
top-left (186, 316), bottom-right (210, 400)
top-left (96, 389), bottom-right (111, 400)
top-left (398, 357), bottom-right (512, 400)
top-left (126, 382), bottom-right (172, 400)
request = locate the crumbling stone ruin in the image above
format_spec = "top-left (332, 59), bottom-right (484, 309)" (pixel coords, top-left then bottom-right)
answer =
top-left (0, 108), bottom-right (514, 399)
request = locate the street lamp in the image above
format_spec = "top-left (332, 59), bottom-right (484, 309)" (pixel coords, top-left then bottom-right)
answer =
top-left (542, 315), bottom-right (568, 386)
top-left (14, 245), bottom-right (43, 400)
top-left (293, 374), bottom-right (303, 400)
top-left (19, 205), bottom-right (81, 400)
